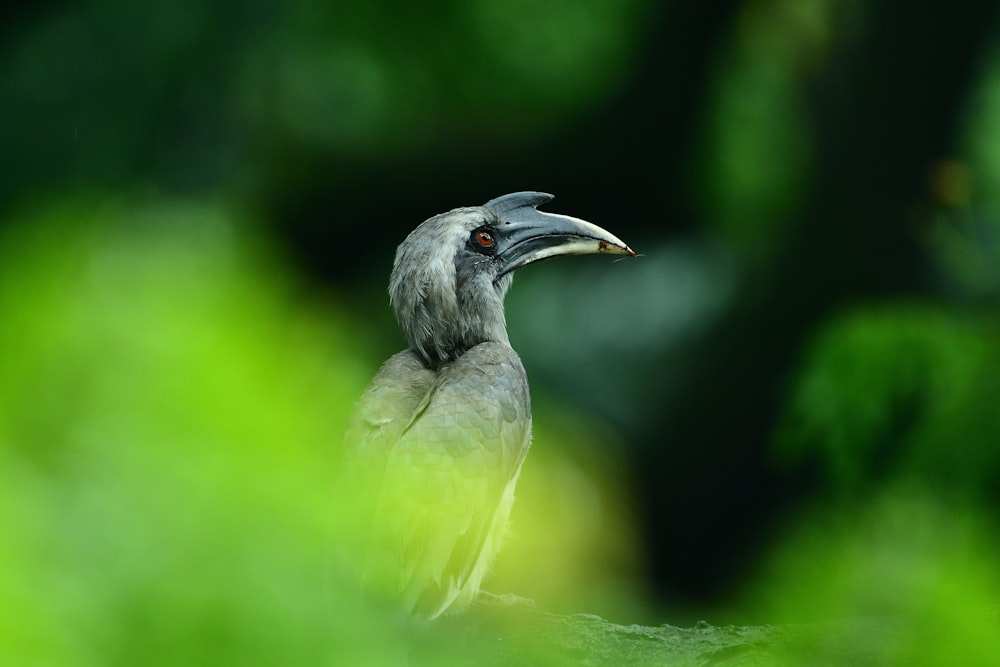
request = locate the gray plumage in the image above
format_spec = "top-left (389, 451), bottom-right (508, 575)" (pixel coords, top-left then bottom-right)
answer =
top-left (342, 192), bottom-right (633, 619)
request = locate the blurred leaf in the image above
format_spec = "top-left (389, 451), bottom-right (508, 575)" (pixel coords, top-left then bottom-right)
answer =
top-left (696, 0), bottom-right (820, 258)
top-left (0, 196), bottom-right (403, 665)
top-left (0, 0), bottom-right (649, 201)
top-left (774, 304), bottom-right (1000, 497)
top-left (492, 400), bottom-right (646, 621)
top-left (962, 40), bottom-right (1000, 209)
top-left (923, 45), bottom-right (1000, 302)
top-left (749, 486), bottom-right (1000, 666)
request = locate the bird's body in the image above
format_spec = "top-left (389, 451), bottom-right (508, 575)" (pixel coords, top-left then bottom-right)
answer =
top-left (342, 193), bottom-right (632, 619)
top-left (345, 343), bottom-right (530, 618)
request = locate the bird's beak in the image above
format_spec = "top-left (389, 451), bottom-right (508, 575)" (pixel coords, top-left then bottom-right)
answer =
top-left (485, 192), bottom-right (636, 277)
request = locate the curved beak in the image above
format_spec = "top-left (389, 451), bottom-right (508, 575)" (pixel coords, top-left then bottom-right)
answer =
top-left (484, 192), bottom-right (636, 277)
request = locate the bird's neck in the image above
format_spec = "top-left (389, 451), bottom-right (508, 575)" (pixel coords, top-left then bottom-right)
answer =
top-left (394, 275), bottom-right (513, 369)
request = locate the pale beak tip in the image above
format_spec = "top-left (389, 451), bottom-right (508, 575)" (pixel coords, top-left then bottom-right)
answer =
top-left (598, 239), bottom-right (637, 257)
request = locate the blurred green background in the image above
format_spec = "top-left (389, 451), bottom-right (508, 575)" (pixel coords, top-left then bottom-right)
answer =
top-left (3, 0), bottom-right (1000, 664)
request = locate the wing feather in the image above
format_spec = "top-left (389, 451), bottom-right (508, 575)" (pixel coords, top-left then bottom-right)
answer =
top-left (341, 343), bottom-right (531, 618)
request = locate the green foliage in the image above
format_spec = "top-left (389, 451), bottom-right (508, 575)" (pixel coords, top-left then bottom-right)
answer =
top-left (696, 2), bottom-right (816, 257)
top-left (0, 0), bottom-right (647, 200)
top-left (764, 299), bottom-right (1000, 661)
top-left (963, 41), bottom-right (1000, 211)
top-left (774, 304), bottom-right (1000, 496)
top-left (0, 197), bottom-right (400, 665)
top-left (495, 403), bottom-right (646, 621)
top-left (751, 487), bottom-right (1000, 665)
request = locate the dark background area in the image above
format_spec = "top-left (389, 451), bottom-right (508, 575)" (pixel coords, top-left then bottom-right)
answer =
top-left (5, 0), bottom-right (1000, 654)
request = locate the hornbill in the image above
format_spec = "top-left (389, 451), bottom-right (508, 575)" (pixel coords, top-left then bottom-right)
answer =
top-left (342, 192), bottom-right (634, 619)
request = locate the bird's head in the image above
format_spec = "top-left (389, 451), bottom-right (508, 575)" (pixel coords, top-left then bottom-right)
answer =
top-left (389, 192), bottom-right (635, 367)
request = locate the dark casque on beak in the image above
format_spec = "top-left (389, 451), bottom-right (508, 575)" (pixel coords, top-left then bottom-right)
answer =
top-left (483, 192), bottom-right (635, 277)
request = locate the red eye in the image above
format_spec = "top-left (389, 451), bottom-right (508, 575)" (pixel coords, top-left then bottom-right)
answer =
top-left (475, 230), bottom-right (494, 247)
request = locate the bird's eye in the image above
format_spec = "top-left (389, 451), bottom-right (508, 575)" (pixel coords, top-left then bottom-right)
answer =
top-left (474, 230), bottom-right (494, 248)
top-left (469, 225), bottom-right (499, 255)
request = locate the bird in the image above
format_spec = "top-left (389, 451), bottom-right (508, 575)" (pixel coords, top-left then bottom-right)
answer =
top-left (341, 191), bottom-right (634, 620)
